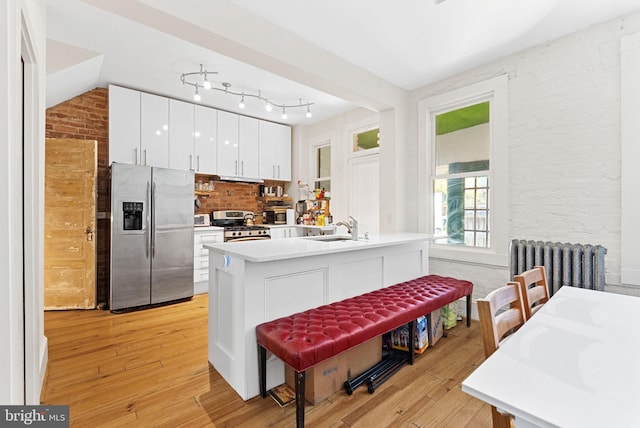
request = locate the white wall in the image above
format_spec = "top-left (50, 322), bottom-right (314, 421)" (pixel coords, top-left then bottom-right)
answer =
top-left (0, 0), bottom-right (47, 404)
top-left (293, 107), bottom-right (380, 225)
top-left (410, 10), bottom-right (640, 303)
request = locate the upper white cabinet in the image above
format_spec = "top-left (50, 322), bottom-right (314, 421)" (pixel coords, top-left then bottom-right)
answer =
top-left (194, 105), bottom-right (217, 174)
top-left (110, 86), bottom-right (289, 180)
top-left (217, 112), bottom-right (260, 179)
top-left (259, 121), bottom-right (291, 181)
top-left (140, 93), bottom-right (169, 168)
top-left (109, 85), bottom-right (141, 165)
top-left (217, 110), bottom-right (239, 177)
top-left (238, 115), bottom-right (260, 179)
top-left (168, 99), bottom-right (194, 171)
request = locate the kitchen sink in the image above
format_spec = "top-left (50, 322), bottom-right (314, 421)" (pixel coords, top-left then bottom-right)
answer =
top-left (305, 235), bottom-right (353, 242)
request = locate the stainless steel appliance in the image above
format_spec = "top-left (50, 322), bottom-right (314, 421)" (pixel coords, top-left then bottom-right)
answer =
top-left (211, 210), bottom-right (271, 242)
top-left (110, 163), bottom-right (195, 311)
top-left (194, 213), bottom-right (211, 227)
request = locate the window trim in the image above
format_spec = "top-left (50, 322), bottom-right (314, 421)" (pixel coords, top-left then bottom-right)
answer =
top-left (418, 75), bottom-right (509, 267)
top-left (349, 122), bottom-right (380, 157)
top-left (621, 32), bottom-right (640, 285)
top-left (313, 140), bottom-right (331, 193)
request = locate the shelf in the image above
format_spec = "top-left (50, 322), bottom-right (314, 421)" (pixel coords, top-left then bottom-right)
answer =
top-left (259, 196), bottom-right (293, 202)
top-left (194, 190), bottom-right (213, 196)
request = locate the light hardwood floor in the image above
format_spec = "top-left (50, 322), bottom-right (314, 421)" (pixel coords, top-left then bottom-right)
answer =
top-left (41, 294), bottom-right (492, 427)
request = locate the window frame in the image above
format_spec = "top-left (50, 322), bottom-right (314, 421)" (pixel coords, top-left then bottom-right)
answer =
top-left (418, 75), bottom-right (509, 266)
top-left (350, 123), bottom-right (380, 157)
top-left (313, 140), bottom-right (331, 194)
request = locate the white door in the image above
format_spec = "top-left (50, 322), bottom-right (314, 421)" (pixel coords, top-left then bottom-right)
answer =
top-left (349, 155), bottom-right (379, 236)
top-left (274, 123), bottom-right (291, 180)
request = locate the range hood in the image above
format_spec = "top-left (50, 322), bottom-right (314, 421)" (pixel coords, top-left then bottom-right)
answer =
top-left (217, 175), bottom-right (264, 184)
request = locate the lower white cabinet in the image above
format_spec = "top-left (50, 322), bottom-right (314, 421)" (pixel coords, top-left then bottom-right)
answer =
top-left (267, 226), bottom-right (301, 239)
top-left (194, 228), bottom-right (224, 292)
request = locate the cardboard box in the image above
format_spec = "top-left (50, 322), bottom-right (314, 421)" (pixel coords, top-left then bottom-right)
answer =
top-left (285, 336), bottom-right (382, 404)
top-left (426, 309), bottom-right (444, 346)
top-left (390, 316), bottom-right (429, 353)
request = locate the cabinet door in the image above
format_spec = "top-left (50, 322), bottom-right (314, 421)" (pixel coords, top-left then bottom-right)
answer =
top-left (140, 93), bottom-right (169, 167)
top-left (109, 85), bottom-right (140, 165)
top-left (238, 116), bottom-right (260, 178)
top-left (268, 227), bottom-right (286, 239)
top-left (194, 105), bottom-right (217, 174)
top-left (258, 121), bottom-right (276, 179)
top-left (217, 110), bottom-right (239, 176)
top-left (169, 99), bottom-right (194, 171)
top-left (274, 123), bottom-right (292, 180)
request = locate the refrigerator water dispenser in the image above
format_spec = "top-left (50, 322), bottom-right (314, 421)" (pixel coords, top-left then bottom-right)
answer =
top-left (122, 201), bottom-right (143, 231)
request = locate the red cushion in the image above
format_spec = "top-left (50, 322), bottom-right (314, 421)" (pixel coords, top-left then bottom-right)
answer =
top-left (256, 275), bottom-right (473, 372)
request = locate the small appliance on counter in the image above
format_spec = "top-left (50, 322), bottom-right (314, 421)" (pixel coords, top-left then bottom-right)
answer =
top-left (211, 210), bottom-right (271, 242)
top-left (194, 213), bottom-right (211, 227)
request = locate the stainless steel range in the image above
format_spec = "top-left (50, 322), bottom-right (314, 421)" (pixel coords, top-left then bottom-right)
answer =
top-left (211, 210), bottom-right (271, 242)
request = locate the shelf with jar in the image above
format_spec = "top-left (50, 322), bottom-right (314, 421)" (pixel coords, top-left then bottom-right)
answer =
top-left (302, 198), bottom-right (331, 226)
top-left (194, 173), bottom-right (219, 196)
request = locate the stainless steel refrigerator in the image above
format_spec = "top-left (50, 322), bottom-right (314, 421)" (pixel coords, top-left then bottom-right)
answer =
top-left (110, 163), bottom-right (194, 310)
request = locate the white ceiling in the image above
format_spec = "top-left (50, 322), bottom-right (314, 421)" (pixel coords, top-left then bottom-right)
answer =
top-left (46, 0), bottom-right (640, 125)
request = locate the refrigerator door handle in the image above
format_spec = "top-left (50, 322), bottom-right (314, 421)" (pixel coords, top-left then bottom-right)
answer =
top-left (151, 181), bottom-right (156, 258)
top-left (145, 180), bottom-right (151, 259)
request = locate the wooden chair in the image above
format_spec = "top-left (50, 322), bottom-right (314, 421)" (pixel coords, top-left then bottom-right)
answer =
top-left (514, 266), bottom-right (550, 321)
top-left (477, 282), bottom-right (526, 428)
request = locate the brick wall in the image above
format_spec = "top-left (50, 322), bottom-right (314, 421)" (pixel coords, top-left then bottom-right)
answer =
top-left (46, 88), bottom-right (111, 307)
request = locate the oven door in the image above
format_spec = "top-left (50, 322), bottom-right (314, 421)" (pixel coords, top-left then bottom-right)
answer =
top-left (225, 236), bottom-right (271, 242)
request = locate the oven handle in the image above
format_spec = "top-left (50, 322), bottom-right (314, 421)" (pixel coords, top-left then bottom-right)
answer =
top-left (225, 236), bottom-right (271, 242)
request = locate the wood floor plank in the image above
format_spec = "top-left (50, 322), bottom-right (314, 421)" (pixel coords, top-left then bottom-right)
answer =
top-left (42, 295), bottom-right (493, 427)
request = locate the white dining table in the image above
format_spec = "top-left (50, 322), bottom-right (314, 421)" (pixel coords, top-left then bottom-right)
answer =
top-left (462, 285), bottom-right (640, 428)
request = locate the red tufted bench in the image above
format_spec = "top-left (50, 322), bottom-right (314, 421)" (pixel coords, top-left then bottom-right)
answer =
top-left (256, 274), bottom-right (473, 427)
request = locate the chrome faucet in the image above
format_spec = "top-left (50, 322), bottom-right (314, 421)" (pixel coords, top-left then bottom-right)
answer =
top-left (336, 216), bottom-right (358, 240)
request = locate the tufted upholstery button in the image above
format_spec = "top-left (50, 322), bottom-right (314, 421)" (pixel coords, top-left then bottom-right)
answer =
top-left (256, 275), bottom-right (473, 372)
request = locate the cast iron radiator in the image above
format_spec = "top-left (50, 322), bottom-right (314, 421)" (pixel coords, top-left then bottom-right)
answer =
top-left (509, 239), bottom-right (607, 295)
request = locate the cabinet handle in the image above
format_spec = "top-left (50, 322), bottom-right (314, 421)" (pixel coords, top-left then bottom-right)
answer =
top-left (134, 148), bottom-right (138, 165)
top-left (189, 154), bottom-right (193, 171)
top-left (197, 155), bottom-right (200, 172)
top-left (278, 165), bottom-right (280, 178)
top-left (143, 149), bottom-right (147, 166)
top-left (235, 160), bottom-right (238, 175)
top-left (241, 161), bottom-right (244, 176)
top-left (272, 165), bottom-right (275, 178)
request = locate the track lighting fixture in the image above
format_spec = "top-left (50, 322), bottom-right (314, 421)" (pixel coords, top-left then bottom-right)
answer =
top-left (180, 64), bottom-right (314, 120)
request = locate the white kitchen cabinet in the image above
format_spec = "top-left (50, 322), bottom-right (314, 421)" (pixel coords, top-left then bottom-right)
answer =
top-left (168, 99), bottom-right (194, 171)
top-left (259, 121), bottom-right (291, 180)
top-left (267, 226), bottom-right (300, 239)
top-left (238, 115), bottom-right (260, 178)
top-left (140, 92), bottom-right (169, 167)
top-left (217, 111), bottom-right (260, 179)
top-left (194, 105), bottom-right (217, 174)
top-left (109, 85), bottom-right (141, 165)
top-left (217, 110), bottom-right (239, 176)
top-left (194, 228), bottom-right (224, 293)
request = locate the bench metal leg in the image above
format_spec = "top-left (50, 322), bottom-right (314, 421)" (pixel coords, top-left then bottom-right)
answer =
top-left (466, 294), bottom-right (472, 327)
top-left (295, 370), bottom-right (306, 428)
top-left (408, 319), bottom-right (416, 365)
top-left (258, 344), bottom-right (267, 398)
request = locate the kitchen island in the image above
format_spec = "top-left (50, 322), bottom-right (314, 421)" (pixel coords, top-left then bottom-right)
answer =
top-left (204, 233), bottom-right (430, 400)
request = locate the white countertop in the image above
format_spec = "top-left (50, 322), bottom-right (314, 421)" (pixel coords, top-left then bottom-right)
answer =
top-left (194, 226), bottom-right (224, 232)
top-left (462, 286), bottom-right (640, 428)
top-left (204, 233), bottom-right (430, 262)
